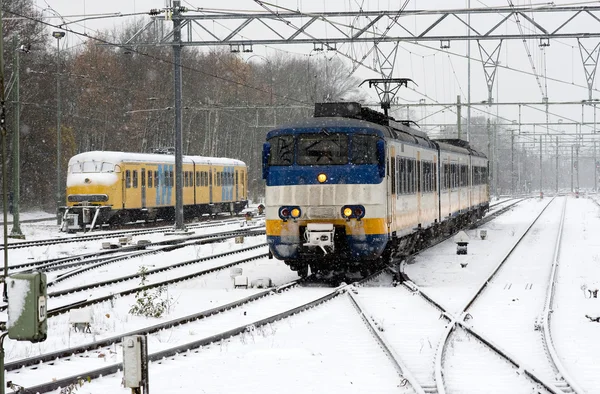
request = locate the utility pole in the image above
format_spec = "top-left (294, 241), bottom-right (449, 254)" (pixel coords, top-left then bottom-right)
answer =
top-left (52, 31), bottom-right (65, 224)
top-left (487, 118), bottom-right (492, 193)
top-left (595, 140), bottom-right (597, 192)
top-left (539, 136), bottom-right (543, 197)
top-left (556, 136), bottom-right (559, 194)
top-left (0, 1), bottom-right (10, 302)
top-left (511, 129), bottom-right (514, 195)
top-left (457, 95), bottom-right (462, 139)
top-left (467, 0), bottom-right (471, 142)
top-left (9, 36), bottom-right (25, 239)
top-left (172, 0), bottom-right (185, 231)
top-left (576, 144), bottom-right (580, 193)
top-left (571, 145), bottom-right (574, 192)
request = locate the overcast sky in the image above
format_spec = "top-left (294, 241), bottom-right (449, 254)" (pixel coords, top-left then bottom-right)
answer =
top-left (30, 0), bottom-right (600, 148)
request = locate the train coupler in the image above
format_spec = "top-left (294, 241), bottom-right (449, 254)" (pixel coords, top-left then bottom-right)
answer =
top-left (303, 223), bottom-right (335, 254)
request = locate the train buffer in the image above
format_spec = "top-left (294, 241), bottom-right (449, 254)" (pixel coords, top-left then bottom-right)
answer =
top-left (454, 231), bottom-right (470, 255)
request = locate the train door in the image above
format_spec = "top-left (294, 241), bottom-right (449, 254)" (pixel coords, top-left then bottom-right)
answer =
top-left (209, 167), bottom-right (213, 204)
top-left (387, 146), bottom-right (396, 231)
top-left (141, 167), bottom-right (146, 208)
top-left (235, 170), bottom-right (240, 201)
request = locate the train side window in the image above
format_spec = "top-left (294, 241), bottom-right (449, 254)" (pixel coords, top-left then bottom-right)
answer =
top-left (195, 171), bottom-right (200, 187)
top-left (391, 156), bottom-right (396, 194)
top-left (164, 171), bottom-right (169, 187)
top-left (148, 170), bottom-right (152, 188)
top-left (209, 171), bottom-right (213, 186)
top-left (236, 171), bottom-right (239, 186)
top-left (141, 170), bottom-right (146, 187)
top-left (133, 170), bottom-right (138, 188)
top-left (433, 163), bottom-right (437, 192)
top-left (154, 171), bottom-right (158, 187)
top-left (241, 172), bottom-right (245, 195)
top-left (184, 171), bottom-right (188, 187)
top-left (351, 134), bottom-right (378, 164)
top-left (125, 170), bottom-right (131, 188)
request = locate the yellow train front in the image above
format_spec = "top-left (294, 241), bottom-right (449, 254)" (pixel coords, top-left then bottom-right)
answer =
top-left (62, 151), bottom-right (248, 231)
top-left (263, 102), bottom-right (489, 278)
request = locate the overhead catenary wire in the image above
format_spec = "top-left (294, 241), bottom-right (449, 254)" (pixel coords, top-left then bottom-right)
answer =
top-left (3, 7), bottom-right (314, 107)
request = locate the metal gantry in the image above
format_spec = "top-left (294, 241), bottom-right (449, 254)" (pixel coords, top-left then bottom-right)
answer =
top-left (118, 2), bottom-right (600, 222)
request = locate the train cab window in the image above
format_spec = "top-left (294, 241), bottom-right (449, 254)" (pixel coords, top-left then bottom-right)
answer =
top-left (133, 171), bottom-right (138, 188)
top-left (297, 133), bottom-right (348, 166)
top-left (125, 170), bottom-right (131, 188)
top-left (148, 170), bottom-right (152, 188)
top-left (351, 134), bottom-right (378, 164)
top-left (268, 135), bottom-right (294, 165)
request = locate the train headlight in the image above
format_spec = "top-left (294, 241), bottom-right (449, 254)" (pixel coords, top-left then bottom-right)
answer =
top-left (317, 173), bottom-right (327, 183)
top-left (343, 207), bottom-right (353, 218)
top-left (290, 208), bottom-right (301, 218)
top-left (279, 206), bottom-right (302, 221)
top-left (341, 205), bottom-right (366, 220)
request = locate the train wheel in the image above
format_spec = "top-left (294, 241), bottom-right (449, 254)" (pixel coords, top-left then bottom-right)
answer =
top-left (295, 264), bottom-right (309, 278)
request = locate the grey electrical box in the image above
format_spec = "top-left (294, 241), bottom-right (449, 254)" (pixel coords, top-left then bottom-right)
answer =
top-left (123, 335), bottom-right (148, 392)
top-left (7, 272), bottom-right (47, 342)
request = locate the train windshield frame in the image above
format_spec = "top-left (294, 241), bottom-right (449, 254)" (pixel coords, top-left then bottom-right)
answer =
top-left (268, 130), bottom-right (380, 166)
top-left (70, 160), bottom-right (117, 173)
top-left (297, 132), bottom-right (348, 165)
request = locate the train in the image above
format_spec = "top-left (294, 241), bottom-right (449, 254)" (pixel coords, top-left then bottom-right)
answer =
top-left (60, 151), bottom-right (248, 231)
top-left (262, 102), bottom-right (489, 277)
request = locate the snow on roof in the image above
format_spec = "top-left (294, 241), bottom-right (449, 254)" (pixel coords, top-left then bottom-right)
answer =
top-left (68, 151), bottom-right (246, 167)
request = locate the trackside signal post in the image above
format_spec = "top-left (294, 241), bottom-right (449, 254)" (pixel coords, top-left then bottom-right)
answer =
top-left (0, 272), bottom-right (48, 394)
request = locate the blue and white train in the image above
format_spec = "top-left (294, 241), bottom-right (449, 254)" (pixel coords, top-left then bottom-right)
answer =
top-left (262, 102), bottom-right (489, 277)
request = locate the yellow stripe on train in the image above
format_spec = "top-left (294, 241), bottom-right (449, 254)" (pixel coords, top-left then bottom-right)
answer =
top-left (266, 218), bottom-right (387, 236)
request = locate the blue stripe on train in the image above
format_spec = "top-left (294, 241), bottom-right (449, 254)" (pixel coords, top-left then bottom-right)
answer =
top-left (266, 164), bottom-right (382, 187)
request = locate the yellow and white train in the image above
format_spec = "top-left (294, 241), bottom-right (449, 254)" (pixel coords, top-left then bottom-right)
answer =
top-left (61, 151), bottom-right (248, 230)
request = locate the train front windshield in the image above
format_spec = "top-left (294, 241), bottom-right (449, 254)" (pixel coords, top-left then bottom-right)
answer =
top-left (268, 132), bottom-right (379, 166)
top-left (69, 161), bottom-right (116, 173)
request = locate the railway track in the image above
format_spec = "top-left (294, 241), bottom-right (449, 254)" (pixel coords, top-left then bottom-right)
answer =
top-left (6, 199), bottom-right (535, 393)
top-left (8, 279), bottom-right (353, 392)
top-left (346, 197), bottom-right (581, 393)
top-left (1, 215), bottom-right (251, 251)
top-left (7, 224), bottom-right (264, 274)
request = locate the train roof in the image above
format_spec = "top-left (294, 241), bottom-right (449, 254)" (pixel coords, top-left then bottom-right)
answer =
top-left (433, 139), bottom-right (488, 158)
top-left (268, 102), bottom-right (436, 149)
top-left (68, 151), bottom-right (246, 167)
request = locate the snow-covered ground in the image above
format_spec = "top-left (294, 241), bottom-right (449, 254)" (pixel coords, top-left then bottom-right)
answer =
top-left (0, 198), bottom-right (599, 393)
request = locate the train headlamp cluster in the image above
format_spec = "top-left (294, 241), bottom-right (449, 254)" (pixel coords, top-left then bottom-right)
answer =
top-left (341, 205), bottom-right (365, 220)
top-left (279, 206), bottom-right (302, 221)
top-left (317, 173), bottom-right (327, 183)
